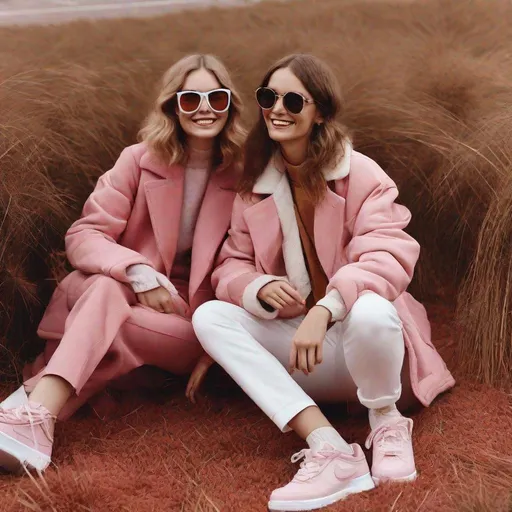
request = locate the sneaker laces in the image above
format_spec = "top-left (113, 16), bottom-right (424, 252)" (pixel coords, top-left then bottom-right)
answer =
top-left (0, 404), bottom-right (55, 450)
top-left (365, 419), bottom-right (412, 456)
top-left (290, 447), bottom-right (338, 482)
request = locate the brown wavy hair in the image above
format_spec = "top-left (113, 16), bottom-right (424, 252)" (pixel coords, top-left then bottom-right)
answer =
top-left (138, 54), bottom-right (245, 169)
top-left (239, 54), bottom-right (350, 203)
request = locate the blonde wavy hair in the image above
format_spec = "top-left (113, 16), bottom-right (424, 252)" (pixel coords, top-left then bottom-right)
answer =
top-left (139, 54), bottom-right (245, 169)
top-left (239, 54), bottom-right (350, 203)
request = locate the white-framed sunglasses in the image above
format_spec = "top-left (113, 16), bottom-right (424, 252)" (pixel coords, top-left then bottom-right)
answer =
top-left (176, 88), bottom-right (231, 114)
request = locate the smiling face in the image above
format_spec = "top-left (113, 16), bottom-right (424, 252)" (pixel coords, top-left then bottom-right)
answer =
top-left (176, 67), bottom-right (230, 146)
top-left (261, 67), bottom-right (322, 162)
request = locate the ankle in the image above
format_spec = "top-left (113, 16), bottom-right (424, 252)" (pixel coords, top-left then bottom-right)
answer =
top-left (369, 404), bottom-right (402, 430)
top-left (375, 404), bottom-right (398, 414)
top-left (306, 426), bottom-right (353, 454)
top-left (27, 401), bottom-right (57, 420)
top-left (28, 375), bottom-right (73, 417)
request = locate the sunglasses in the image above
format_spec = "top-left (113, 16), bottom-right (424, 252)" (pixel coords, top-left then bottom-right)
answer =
top-left (174, 88), bottom-right (231, 115)
top-left (255, 87), bottom-right (314, 115)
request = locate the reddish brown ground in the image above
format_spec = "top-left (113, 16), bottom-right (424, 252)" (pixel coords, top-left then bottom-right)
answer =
top-left (1, 304), bottom-right (510, 511)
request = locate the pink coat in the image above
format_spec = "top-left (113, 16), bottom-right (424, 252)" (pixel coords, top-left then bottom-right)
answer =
top-left (38, 142), bottom-right (237, 340)
top-left (212, 140), bottom-right (455, 406)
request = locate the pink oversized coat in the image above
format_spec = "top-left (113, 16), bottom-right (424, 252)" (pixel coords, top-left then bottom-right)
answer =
top-left (212, 140), bottom-right (455, 406)
top-left (25, 143), bottom-right (237, 415)
top-left (38, 142), bottom-right (237, 336)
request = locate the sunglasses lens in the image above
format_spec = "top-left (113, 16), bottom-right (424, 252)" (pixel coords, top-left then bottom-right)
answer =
top-left (208, 90), bottom-right (230, 112)
top-left (178, 92), bottom-right (201, 113)
top-left (283, 92), bottom-right (305, 114)
top-left (256, 87), bottom-right (276, 109)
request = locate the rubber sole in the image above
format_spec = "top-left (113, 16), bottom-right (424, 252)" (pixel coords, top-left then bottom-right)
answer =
top-left (373, 470), bottom-right (417, 486)
top-left (267, 472), bottom-right (375, 511)
top-left (0, 431), bottom-right (51, 473)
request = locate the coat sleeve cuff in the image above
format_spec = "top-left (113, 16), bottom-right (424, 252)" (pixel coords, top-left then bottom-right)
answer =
top-left (126, 264), bottom-right (160, 293)
top-left (242, 275), bottom-right (288, 320)
top-left (109, 255), bottom-right (154, 283)
top-left (316, 289), bottom-right (347, 322)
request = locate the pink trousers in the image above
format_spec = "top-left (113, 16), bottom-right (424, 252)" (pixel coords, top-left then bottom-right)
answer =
top-left (24, 273), bottom-right (202, 420)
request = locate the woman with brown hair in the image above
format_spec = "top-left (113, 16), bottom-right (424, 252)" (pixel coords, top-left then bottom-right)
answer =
top-left (192, 54), bottom-right (454, 511)
top-left (0, 54), bottom-right (245, 473)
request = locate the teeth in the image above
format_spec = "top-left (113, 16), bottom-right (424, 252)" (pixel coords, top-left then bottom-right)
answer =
top-left (272, 120), bottom-right (293, 126)
top-left (196, 119), bottom-right (215, 125)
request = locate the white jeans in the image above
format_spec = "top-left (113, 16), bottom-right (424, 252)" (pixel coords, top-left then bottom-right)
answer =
top-left (193, 293), bottom-right (405, 432)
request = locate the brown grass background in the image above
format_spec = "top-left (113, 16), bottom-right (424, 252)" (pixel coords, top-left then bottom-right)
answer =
top-left (0, 0), bottom-right (511, 510)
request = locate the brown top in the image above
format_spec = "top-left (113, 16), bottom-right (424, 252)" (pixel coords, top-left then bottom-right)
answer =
top-left (285, 160), bottom-right (329, 311)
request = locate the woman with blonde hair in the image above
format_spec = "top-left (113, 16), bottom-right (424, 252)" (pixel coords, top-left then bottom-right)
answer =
top-left (0, 54), bottom-right (245, 473)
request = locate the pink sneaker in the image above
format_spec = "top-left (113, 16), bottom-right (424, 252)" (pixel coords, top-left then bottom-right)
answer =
top-left (0, 403), bottom-right (55, 473)
top-left (365, 417), bottom-right (417, 485)
top-left (268, 443), bottom-right (375, 511)
top-left (0, 386), bottom-right (28, 410)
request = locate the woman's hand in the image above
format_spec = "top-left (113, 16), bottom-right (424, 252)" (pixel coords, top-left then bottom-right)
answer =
top-left (257, 281), bottom-right (304, 310)
top-left (136, 287), bottom-right (190, 317)
top-left (136, 287), bottom-right (176, 314)
top-left (278, 302), bottom-right (307, 319)
top-left (186, 353), bottom-right (215, 404)
top-left (289, 306), bottom-right (331, 375)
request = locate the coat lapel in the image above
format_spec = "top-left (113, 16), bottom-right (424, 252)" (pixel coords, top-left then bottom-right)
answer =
top-left (272, 173), bottom-right (312, 299)
top-left (143, 163), bottom-right (184, 277)
top-left (188, 169), bottom-right (237, 301)
top-left (314, 188), bottom-right (346, 278)
top-left (252, 156), bottom-right (312, 298)
top-left (251, 139), bottom-right (353, 288)
top-left (244, 196), bottom-right (284, 275)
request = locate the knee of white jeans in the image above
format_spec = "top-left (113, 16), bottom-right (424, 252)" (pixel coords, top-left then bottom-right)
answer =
top-left (192, 300), bottom-right (226, 329)
top-left (192, 300), bottom-right (236, 350)
top-left (345, 293), bottom-right (402, 340)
